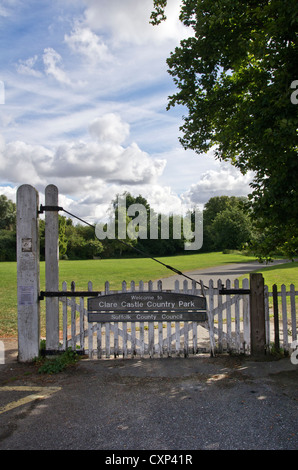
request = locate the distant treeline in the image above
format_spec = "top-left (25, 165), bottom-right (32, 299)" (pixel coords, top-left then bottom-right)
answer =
top-left (0, 192), bottom-right (257, 261)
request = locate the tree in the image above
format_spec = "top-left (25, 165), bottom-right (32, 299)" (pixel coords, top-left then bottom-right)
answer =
top-left (0, 195), bottom-right (16, 230)
top-left (211, 206), bottom-right (253, 251)
top-left (64, 220), bottom-right (103, 259)
top-left (151, 0), bottom-right (298, 259)
top-left (0, 230), bottom-right (16, 261)
top-left (202, 196), bottom-right (253, 251)
top-left (58, 215), bottom-right (68, 259)
top-left (110, 192), bottom-right (186, 256)
top-left (0, 195), bottom-right (16, 261)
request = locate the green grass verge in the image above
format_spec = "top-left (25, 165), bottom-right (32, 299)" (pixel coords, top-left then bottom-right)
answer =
top-left (239, 261), bottom-right (298, 317)
top-left (239, 261), bottom-right (298, 290)
top-left (0, 251), bottom-right (257, 337)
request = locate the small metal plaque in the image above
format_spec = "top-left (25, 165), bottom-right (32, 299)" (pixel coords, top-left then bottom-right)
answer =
top-left (19, 286), bottom-right (34, 305)
top-left (21, 238), bottom-right (32, 252)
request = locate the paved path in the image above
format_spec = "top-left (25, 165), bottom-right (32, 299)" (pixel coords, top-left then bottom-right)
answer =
top-left (149, 258), bottom-right (292, 290)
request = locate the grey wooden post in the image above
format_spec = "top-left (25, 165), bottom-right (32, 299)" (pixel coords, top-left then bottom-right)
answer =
top-left (250, 273), bottom-right (266, 355)
top-left (45, 184), bottom-right (59, 350)
top-left (17, 185), bottom-right (40, 362)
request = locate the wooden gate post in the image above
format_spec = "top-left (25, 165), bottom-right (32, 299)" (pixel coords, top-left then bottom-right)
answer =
top-left (250, 273), bottom-right (266, 355)
top-left (45, 184), bottom-right (59, 350)
top-left (17, 185), bottom-right (40, 362)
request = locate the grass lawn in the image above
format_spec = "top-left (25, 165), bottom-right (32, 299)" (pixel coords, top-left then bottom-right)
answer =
top-left (0, 251), bottom-right (257, 337)
top-left (239, 261), bottom-right (298, 318)
top-left (239, 261), bottom-right (298, 290)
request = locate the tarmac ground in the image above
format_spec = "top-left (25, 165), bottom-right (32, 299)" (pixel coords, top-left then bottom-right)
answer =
top-left (0, 337), bottom-right (297, 452)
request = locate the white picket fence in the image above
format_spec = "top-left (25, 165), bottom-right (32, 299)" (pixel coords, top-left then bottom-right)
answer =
top-left (57, 278), bottom-right (297, 359)
top-left (265, 283), bottom-right (297, 351)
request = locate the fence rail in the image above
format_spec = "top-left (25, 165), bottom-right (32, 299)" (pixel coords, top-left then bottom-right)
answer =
top-left (56, 278), bottom-right (297, 359)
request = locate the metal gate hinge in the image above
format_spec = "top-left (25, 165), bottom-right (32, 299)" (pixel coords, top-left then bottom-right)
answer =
top-left (38, 205), bottom-right (63, 214)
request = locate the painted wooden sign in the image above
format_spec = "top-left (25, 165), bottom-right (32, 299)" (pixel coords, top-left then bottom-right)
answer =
top-left (88, 291), bottom-right (207, 322)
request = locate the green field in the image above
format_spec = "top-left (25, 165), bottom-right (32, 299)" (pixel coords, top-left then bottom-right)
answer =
top-left (0, 251), bottom-right (297, 337)
top-left (0, 251), bottom-right (256, 337)
top-left (240, 261), bottom-right (298, 290)
top-left (240, 261), bottom-right (298, 318)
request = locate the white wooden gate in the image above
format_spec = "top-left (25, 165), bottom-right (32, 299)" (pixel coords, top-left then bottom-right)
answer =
top-left (57, 277), bottom-right (261, 358)
top-left (17, 184), bottom-right (298, 361)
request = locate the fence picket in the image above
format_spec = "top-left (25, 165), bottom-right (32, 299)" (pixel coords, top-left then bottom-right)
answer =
top-left (157, 281), bottom-right (163, 357)
top-left (130, 281), bottom-right (136, 357)
top-left (290, 284), bottom-right (297, 343)
top-left (105, 322), bottom-right (110, 359)
top-left (173, 280), bottom-right (180, 356)
top-left (183, 281), bottom-right (189, 357)
top-left (147, 280), bottom-right (154, 357)
top-left (70, 282), bottom-right (76, 350)
top-left (62, 281), bottom-right (68, 350)
top-left (113, 280), bottom-right (119, 357)
top-left (264, 284), bottom-right (270, 351)
top-left (281, 284), bottom-right (288, 351)
top-left (217, 279), bottom-right (223, 353)
top-left (234, 279), bottom-right (240, 354)
top-left (208, 279), bottom-right (215, 357)
top-left (80, 296), bottom-right (84, 350)
top-left (88, 281), bottom-right (93, 358)
top-left (122, 281), bottom-right (128, 357)
top-left (243, 278), bottom-right (250, 354)
top-left (139, 281), bottom-right (145, 358)
top-left (226, 279), bottom-right (232, 352)
top-left (191, 280), bottom-right (198, 354)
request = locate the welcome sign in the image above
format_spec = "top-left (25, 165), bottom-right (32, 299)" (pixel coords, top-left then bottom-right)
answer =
top-left (88, 292), bottom-right (207, 322)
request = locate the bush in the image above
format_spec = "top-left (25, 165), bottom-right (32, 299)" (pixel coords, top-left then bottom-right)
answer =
top-left (37, 348), bottom-right (79, 374)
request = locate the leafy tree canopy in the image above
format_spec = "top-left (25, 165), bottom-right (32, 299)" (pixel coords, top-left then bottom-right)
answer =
top-left (151, 0), bottom-right (298, 259)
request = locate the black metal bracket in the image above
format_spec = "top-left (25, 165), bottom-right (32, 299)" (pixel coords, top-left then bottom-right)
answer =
top-left (39, 291), bottom-right (101, 300)
top-left (40, 349), bottom-right (86, 356)
top-left (219, 287), bottom-right (250, 295)
top-left (38, 205), bottom-right (63, 214)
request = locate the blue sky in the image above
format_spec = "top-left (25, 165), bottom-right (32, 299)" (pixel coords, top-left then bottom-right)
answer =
top-left (0, 0), bottom-right (253, 222)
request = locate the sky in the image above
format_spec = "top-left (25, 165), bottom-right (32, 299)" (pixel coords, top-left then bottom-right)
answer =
top-left (0, 0), bottom-right (254, 223)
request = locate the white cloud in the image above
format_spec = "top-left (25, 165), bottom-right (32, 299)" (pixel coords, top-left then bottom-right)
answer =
top-left (64, 23), bottom-right (112, 64)
top-left (43, 48), bottom-right (72, 85)
top-left (0, 0), bottom-right (20, 17)
top-left (89, 113), bottom-right (130, 144)
top-left (0, 185), bottom-right (17, 203)
top-left (0, 113), bottom-right (169, 219)
top-left (142, 184), bottom-right (187, 215)
top-left (183, 164), bottom-right (254, 205)
top-left (0, 6), bottom-right (9, 17)
top-left (83, 0), bottom-right (189, 46)
top-left (16, 55), bottom-right (42, 78)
